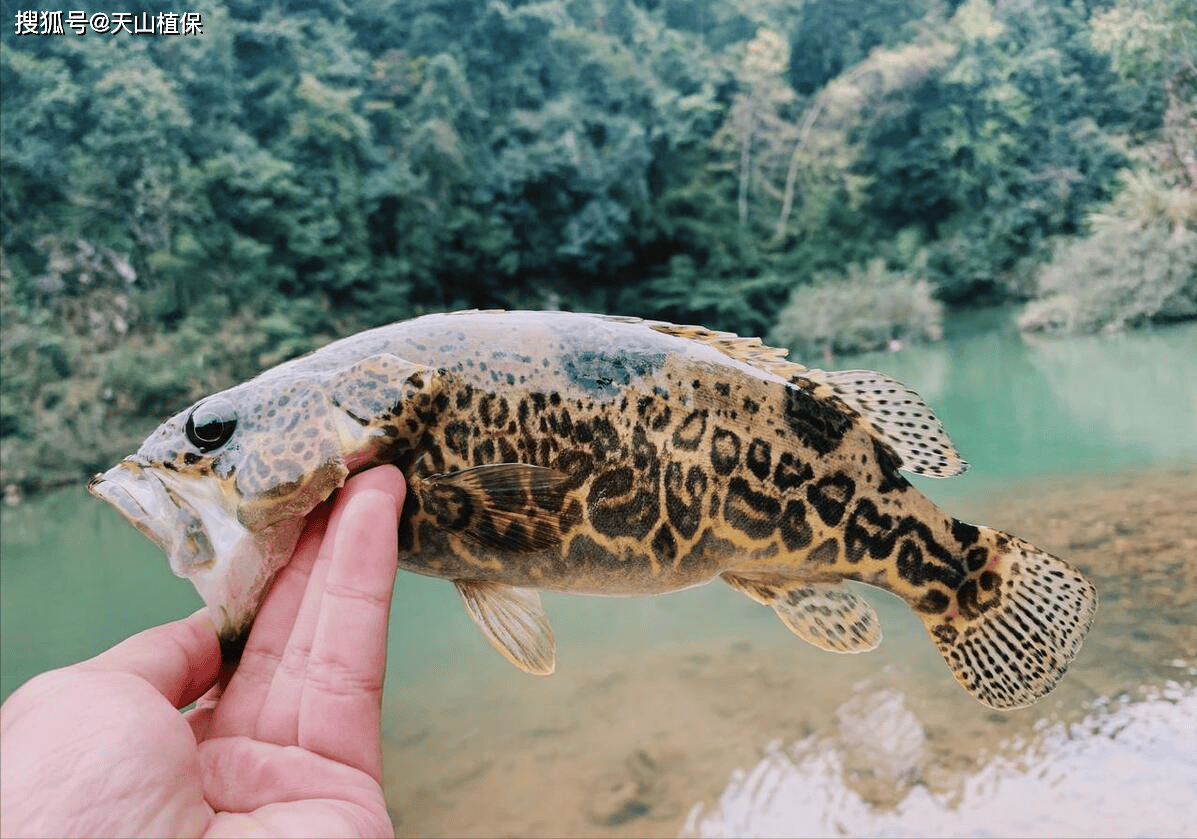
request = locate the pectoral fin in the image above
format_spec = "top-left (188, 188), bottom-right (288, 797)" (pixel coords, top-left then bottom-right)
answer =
top-left (455, 580), bottom-right (556, 674)
top-left (417, 464), bottom-right (580, 552)
top-left (722, 573), bottom-right (881, 653)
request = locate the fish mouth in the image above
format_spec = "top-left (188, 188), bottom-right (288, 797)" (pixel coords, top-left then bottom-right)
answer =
top-left (89, 461), bottom-right (215, 574)
top-left (89, 461), bottom-right (303, 646)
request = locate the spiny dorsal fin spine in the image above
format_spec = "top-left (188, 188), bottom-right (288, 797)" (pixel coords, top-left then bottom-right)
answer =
top-left (644, 321), bottom-right (810, 380)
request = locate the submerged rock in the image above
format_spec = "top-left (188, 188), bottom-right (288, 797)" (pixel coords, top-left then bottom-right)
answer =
top-left (587, 750), bottom-right (665, 826)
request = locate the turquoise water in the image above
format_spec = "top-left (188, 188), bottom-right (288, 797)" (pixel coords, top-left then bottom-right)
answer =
top-left (839, 310), bottom-right (1197, 498)
top-left (2, 314), bottom-right (1196, 836)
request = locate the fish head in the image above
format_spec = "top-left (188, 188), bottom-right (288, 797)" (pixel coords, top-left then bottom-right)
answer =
top-left (89, 352), bottom-right (433, 649)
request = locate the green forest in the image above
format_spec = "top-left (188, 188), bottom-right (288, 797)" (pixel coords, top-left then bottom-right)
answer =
top-left (1, 0), bottom-right (1194, 497)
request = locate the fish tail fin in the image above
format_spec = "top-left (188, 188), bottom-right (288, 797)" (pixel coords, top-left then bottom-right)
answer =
top-left (920, 525), bottom-right (1097, 709)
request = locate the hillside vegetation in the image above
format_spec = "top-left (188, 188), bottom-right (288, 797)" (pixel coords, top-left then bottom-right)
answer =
top-left (1, 0), bottom-right (1193, 495)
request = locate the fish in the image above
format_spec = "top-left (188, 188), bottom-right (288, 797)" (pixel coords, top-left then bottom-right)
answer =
top-left (89, 310), bottom-right (1096, 709)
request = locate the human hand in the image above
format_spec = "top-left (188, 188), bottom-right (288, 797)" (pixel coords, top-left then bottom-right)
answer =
top-left (0, 465), bottom-right (406, 839)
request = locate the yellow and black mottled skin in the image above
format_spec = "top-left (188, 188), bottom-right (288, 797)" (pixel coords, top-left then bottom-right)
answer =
top-left (92, 310), bottom-right (1096, 709)
top-left (316, 314), bottom-right (1019, 630)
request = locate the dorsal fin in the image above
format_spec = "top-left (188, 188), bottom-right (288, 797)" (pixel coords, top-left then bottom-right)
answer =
top-left (643, 321), bottom-right (811, 381)
top-left (591, 314), bottom-right (965, 478)
top-left (806, 369), bottom-right (969, 478)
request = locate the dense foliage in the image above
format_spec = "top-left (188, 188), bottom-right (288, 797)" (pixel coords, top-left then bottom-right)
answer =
top-left (1021, 0), bottom-right (1197, 334)
top-left (0, 0), bottom-right (1192, 494)
top-left (770, 258), bottom-right (943, 359)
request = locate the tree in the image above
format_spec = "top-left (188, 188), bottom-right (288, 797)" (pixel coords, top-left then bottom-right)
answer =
top-left (855, 0), bottom-right (1144, 301)
top-left (713, 28), bottom-right (797, 227)
top-left (1018, 0), bottom-right (1197, 335)
top-left (1091, 0), bottom-right (1196, 218)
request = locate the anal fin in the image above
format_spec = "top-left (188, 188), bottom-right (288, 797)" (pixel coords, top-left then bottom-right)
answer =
top-left (722, 573), bottom-right (881, 653)
top-left (455, 580), bottom-right (556, 674)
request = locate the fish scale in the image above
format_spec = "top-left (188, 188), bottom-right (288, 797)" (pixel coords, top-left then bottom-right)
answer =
top-left (89, 310), bottom-right (1096, 709)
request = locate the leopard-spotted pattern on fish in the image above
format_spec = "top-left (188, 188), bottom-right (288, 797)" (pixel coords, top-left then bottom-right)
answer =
top-left (90, 310), bottom-right (1096, 710)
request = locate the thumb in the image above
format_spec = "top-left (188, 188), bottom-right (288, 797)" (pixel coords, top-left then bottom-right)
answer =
top-left (81, 607), bottom-right (223, 709)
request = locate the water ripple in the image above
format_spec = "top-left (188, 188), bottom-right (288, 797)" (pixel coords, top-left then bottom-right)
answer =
top-left (683, 684), bottom-right (1197, 838)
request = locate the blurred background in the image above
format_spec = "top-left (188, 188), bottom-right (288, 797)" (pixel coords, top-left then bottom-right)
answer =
top-left (2, 0), bottom-right (1194, 835)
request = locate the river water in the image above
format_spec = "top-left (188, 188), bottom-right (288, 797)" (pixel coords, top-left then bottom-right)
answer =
top-left (2, 313), bottom-right (1195, 837)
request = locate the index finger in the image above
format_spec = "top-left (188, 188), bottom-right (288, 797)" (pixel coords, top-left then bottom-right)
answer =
top-left (81, 607), bottom-right (222, 709)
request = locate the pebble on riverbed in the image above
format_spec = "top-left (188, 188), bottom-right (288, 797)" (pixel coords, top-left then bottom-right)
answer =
top-left (587, 749), bottom-right (670, 826)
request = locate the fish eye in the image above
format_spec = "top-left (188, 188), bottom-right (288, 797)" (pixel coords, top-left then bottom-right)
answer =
top-left (185, 397), bottom-right (238, 453)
